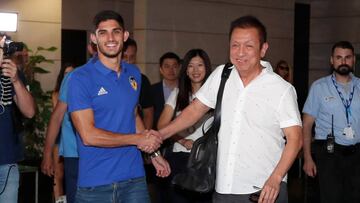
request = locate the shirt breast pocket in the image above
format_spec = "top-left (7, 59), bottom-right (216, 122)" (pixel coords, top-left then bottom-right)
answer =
top-left (322, 96), bottom-right (341, 109)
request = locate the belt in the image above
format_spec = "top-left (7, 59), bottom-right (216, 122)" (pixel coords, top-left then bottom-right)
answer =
top-left (314, 140), bottom-right (360, 155)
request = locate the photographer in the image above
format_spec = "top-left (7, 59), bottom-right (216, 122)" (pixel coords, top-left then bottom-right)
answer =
top-left (0, 35), bottom-right (35, 203)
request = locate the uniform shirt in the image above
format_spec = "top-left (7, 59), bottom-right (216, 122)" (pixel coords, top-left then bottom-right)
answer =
top-left (166, 88), bottom-right (213, 153)
top-left (303, 73), bottom-right (360, 145)
top-left (58, 72), bottom-right (78, 157)
top-left (196, 61), bottom-right (301, 194)
top-left (68, 57), bottom-right (143, 187)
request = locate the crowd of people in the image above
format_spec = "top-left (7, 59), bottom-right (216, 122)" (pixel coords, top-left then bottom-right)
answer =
top-left (1, 9), bottom-right (360, 203)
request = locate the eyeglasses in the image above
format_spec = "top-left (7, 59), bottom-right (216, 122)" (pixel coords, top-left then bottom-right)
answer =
top-left (278, 66), bottom-right (289, 71)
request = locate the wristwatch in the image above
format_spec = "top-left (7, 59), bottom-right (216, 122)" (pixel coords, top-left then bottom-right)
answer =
top-left (150, 150), bottom-right (161, 159)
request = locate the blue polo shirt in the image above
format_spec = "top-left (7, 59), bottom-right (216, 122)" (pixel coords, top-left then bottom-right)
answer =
top-left (58, 72), bottom-right (78, 158)
top-left (303, 73), bottom-right (360, 145)
top-left (67, 57), bottom-right (144, 187)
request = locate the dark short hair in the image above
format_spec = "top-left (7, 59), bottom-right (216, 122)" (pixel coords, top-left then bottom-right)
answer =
top-left (124, 38), bottom-right (137, 52)
top-left (159, 52), bottom-right (180, 66)
top-left (93, 10), bottom-right (125, 31)
top-left (229, 15), bottom-right (267, 46)
top-left (331, 41), bottom-right (354, 55)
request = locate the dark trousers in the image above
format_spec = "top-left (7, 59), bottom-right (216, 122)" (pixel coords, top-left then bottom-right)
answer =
top-left (314, 141), bottom-right (360, 203)
top-left (64, 157), bottom-right (79, 203)
top-left (213, 182), bottom-right (288, 203)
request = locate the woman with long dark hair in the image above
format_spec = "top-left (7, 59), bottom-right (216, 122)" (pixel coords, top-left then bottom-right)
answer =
top-left (158, 49), bottom-right (213, 203)
top-left (51, 62), bottom-right (74, 202)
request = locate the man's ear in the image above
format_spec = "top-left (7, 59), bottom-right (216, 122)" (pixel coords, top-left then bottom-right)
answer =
top-left (260, 42), bottom-right (269, 58)
top-left (123, 31), bottom-right (129, 42)
top-left (90, 33), bottom-right (97, 45)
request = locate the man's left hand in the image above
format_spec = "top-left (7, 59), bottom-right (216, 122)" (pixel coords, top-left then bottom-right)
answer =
top-left (258, 174), bottom-right (281, 203)
top-left (151, 155), bottom-right (171, 178)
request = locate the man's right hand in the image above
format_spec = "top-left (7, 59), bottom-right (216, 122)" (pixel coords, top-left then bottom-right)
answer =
top-left (41, 154), bottom-right (54, 177)
top-left (136, 130), bottom-right (162, 153)
top-left (303, 157), bottom-right (317, 177)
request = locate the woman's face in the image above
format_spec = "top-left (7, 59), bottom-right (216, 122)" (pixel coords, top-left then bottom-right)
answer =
top-left (186, 56), bottom-right (206, 84)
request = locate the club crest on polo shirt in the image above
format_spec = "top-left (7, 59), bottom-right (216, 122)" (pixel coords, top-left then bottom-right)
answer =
top-left (97, 87), bottom-right (108, 96)
top-left (129, 76), bottom-right (138, 91)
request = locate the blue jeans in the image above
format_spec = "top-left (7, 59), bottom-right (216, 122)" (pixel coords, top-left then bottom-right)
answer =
top-left (64, 157), bottom-right (79, 203)
top-left (0, 164), bottom-right (19, 203)
top-left (75, 177), bottom-right (150, 203)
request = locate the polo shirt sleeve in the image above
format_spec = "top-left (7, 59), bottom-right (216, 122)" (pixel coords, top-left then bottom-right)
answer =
top-left (59, 72), bottom-right (71, 104)
top-left (67, 71), bottom-right (92, 112)
top-left (302, 82), bottom-right (320, 118)
top-left (195, 65), bottom-right (223, 109)
top-left (277, 86), bottom-right (302, 128)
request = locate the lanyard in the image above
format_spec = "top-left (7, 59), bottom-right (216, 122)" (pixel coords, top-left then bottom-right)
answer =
top-left (331, 74), bottom-right (355, 125)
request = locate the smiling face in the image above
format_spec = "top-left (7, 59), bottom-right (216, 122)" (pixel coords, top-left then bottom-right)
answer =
top-left (91, 19), bottom-right (129, 59)
top-left (186, 56), bottom-right (206, 85)
top-left (229, 27), bottom-right (268, 74)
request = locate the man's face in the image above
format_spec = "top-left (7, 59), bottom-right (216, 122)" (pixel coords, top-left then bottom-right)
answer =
top-left (91, 19), bottom-right (129, 58)
top-left (331, 47), bottom-right (355, 76)
top-left (123, 45), bottom-right (137, 64)
top-left (229, 27), bottom-right (268, 73)
top-left (160, 58), bottom-right (180, 81)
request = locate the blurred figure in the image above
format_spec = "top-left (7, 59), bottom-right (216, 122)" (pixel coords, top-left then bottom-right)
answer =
top-left (42, 62), bottom-right (78, 203)
top-left (0, 35), bottom-right (36, 203)
top-left (123, 38), bottom-right (154, 129)
top-left (157, 49), bottom-right (213, 203)
top-left (87, 41), bottom-right (97, 58)
top-left (274, 60), bottom-right (292, 83)
top-left (51, 63), bottom-right (74, 202)
top-left (150, 51), bottom-right (180, 203)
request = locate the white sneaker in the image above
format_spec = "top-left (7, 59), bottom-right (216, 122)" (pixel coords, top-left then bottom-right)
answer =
top-left (55, 195), bottom-right (67, 203)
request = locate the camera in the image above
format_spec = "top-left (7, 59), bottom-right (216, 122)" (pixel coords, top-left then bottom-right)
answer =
top-left (3, 39), bottom-right (24, 57)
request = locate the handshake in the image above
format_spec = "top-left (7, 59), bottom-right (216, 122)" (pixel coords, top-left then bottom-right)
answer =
top-left (136, 130), bottom-right (163, 153)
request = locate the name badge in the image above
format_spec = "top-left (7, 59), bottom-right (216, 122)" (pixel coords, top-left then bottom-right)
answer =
top-left (343, 125), bottom-right (355, 140)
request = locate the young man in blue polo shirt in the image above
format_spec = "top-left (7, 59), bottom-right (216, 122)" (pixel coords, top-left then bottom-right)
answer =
top-left (67, 10), bottom-right (168, 203)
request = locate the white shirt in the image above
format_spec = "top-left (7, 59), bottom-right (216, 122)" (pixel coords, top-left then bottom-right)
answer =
top-left (196, 61), bottom-right (302, 194)
top-left (166, 88), bottom-right (213, 152)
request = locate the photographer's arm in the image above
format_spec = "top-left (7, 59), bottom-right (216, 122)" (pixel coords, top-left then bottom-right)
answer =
top-left (2, 59), bottom-right (36, 118)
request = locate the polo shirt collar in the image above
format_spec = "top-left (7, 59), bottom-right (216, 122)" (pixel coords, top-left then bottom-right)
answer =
top-left (93, 57), bottom-right (127, 76)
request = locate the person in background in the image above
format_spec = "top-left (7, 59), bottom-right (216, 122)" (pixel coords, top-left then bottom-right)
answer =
top-left (0, 35), bottom-right (36, 203)
top-left (123, 38), bottom-right (154, 129)
top-left (157, 48), bottom-right (213, 203)
top-left (151, 51), bottom-right (180, 203)
top-left (151, 52), bottom-right (181, 130)
top-left (302, 41), bottom-right (360, 203)
top-left (42, 63), bottom-right (76, 203)
top-left (274, 60), bottom-right (292, 83)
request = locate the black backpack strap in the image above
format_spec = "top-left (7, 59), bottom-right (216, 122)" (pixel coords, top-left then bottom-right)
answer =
top-left (212, 63), bottom-right (233, 133)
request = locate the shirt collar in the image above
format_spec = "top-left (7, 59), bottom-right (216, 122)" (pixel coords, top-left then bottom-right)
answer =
top-left (93, 57), bottom-right (128, 76)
